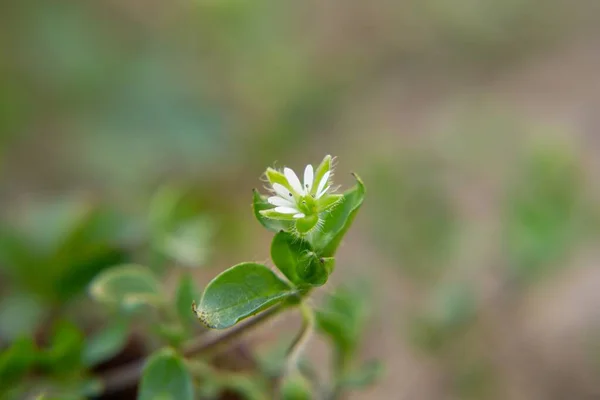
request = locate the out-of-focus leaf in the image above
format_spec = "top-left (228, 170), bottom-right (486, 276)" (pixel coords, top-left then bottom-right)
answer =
top-left (0, 292), bottom-right (44, 341)
top-left (196, 263), bottom-right (293, 329)
top-left (175, 274), bottom-right (201, 329)
top-left (220, 375), bottom-right (269, 400)
top-left (367, 155), bottom-right (456, 279)
top-left (158, 216), bottom-right (213, 268)
top-left (280, 372), bottom-right (312, 400)
top-left (408, 284), bottom-right (476, 353)
top-left (315, 283), bottom-right (369, 363)
top-left (82, 320), bottom-right (129, 367)
top-left (310, 174), bottom-right (365, 257)
top-left (339, 360), bottom-right (384, 389)
top-left (89, 264), bottom-right (163, 312)
top-left (39, 321), bottom-right (84, 375)
top-left (138, 348), bottom-right (194, 400)
top-left (504, 141), bottom-right (587, 283)
top-left (271, 231), bottom-right (330, 287)
top-left (0, 336), bottom-right (36, 391)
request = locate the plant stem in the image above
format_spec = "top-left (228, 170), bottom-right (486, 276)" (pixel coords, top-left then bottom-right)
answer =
top-left (100, 303), bottom-right (286, 396)
top-left (284, 302), bottom-right (315, 374)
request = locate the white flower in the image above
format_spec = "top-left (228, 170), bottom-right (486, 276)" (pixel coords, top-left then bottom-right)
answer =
top-left (259, 155), bottom-right (343, 232)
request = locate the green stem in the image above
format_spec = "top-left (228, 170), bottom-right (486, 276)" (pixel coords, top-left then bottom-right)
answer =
top-left (285, 302), bottom-right (315, 374)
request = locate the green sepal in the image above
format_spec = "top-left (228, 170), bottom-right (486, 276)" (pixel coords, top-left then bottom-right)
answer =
top-left (317, 194), bottom-right (343, 211)
top-left (295, 214), bottom-right (319, 235)
top-left (311, 155), bottom-right (332, 196)
top-left (265, 168), bottom-right (294, 192)
top-left (310, 174), bottom-right (365, 257)
top-left (252, 189), bottom-right (294, 232)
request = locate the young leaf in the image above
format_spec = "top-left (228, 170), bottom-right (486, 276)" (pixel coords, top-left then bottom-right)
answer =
top-left (138, 348), bottom-right (194, 400)
top-left (310, 174), bottom-right (365, 257)
top-left (82, 320), bottom-right (129, 367)
top-left (89, 264), bottom-right (163, 311)
top-left (196, 263), bottom-right (293, 329)
top-left (175, 274), bottom-right (201, 328)
top-left (271, 231), bottom-right (330, 287)
top-left (252, 190), bottom-right (293, 232)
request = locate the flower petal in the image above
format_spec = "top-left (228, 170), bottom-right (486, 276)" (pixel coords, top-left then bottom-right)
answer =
top-left (268, 196), bottom-right (295, 207)
top-left (284, 167), bottom-right (304, 195)
top-left (315, 171), bottom-right (330, 197)
top-left (303, 164), bottom-right (314, 192)
top-left (272, 183), bottom-right (293, 199)
top-left (274, 206), bottom-right (300, 214)
top-left (293, 213), bottom-right (305, 219)
top-left (316, 185), bottom-right (330, 199)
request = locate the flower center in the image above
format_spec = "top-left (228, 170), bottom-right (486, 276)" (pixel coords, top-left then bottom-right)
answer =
top-left (297, 195), bottom-right (317, 215)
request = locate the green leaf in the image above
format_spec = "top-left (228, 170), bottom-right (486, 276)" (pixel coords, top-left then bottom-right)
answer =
top-left (82, 320), bottom-right (129, 367)
top-left (315, 283), bottom-right (369, 360)
top-left (196, 263), bottom-right (293, 329)
top-left (252, 189), bottom-right (293, 232)
top-left (89, 264), bottom-right (163, 311)
top-left (0, 336), bottom-right (36, 390)
top-left (175, 274), bottom-right (201, 328)
top-left (271, 231), bottom-right (330, 287)
top-left (39, 321), bottom-right (84, 375)
top-left (310, 174), bottom-right (365, 257)
top-left (138, 348), bottom-right (194, 400)
top-left (339, 360), bottom-right (384, 389)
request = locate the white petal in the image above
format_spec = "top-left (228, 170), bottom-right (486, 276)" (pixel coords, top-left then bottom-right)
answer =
top-left (315, 171), bottom-right (330, 197)
top-left (303, 164), bottom-right (314, 192)
top-left (316, 185), bottom-right (330, 199)
top-left (293, 213), bottom-right (305, 219)
top-left (284, 167), bottom-right (304, 195)
top-left (274, 206), bottom-right (300, 214)
top-left (268, 196), bottom-right (295, 207)
top-left (272, 183), bottom-right (293, 199)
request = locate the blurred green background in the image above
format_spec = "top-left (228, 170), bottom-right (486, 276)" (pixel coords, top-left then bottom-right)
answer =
top-left (2, 0), bottom-right (600, 398)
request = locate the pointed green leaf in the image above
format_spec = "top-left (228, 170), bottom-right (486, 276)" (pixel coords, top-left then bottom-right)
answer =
top-left (83, 320), bottom-right (129, 367)
top-left (196, 263), bottom-right (293, 329)
top-left (89, 264), bottom-right (163, 311)
top-left (138, 348), bottom-right (194, 400)
top-left (271, 232), bottom-right (330, 287)
top-left (311, 174), bottom-right (365, 256)
top-left (252, 190), bottom-right (293, 232)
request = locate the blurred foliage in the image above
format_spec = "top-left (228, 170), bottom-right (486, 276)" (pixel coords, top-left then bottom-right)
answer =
top-left (1, 0), bottom-right (600, 398)
top-left (503, 138), bottom-right (592, 284)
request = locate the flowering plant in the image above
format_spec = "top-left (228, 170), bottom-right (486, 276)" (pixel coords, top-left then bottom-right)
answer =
top-left (195, 155), bottom-right (365, 330)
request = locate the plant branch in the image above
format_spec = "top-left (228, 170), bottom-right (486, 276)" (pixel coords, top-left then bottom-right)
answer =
top-left (100, 303), bottom-right (286, 396)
